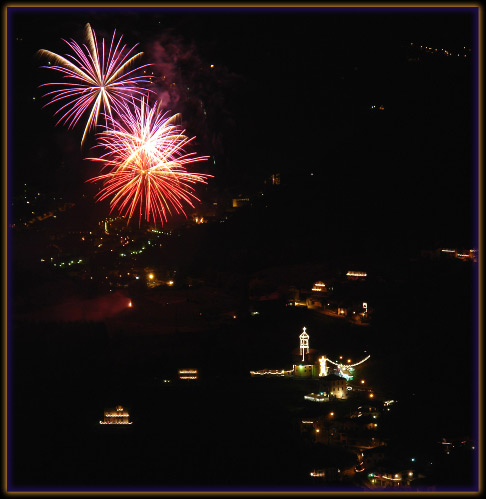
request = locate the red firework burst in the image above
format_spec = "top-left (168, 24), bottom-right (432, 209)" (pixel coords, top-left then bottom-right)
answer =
top-left (87, 98), bottom-right (211, 226)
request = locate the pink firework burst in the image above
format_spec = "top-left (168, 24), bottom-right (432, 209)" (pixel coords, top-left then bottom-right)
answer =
top-left (38, 23), bottom-right (153, 145)
top-left (87, 99), bottom-right (211, 226)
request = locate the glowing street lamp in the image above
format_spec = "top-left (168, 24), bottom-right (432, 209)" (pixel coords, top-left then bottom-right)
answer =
top-left (148, 273), bottom-right (154, 280)
top-left (361, 380), bottom-right (365, 384)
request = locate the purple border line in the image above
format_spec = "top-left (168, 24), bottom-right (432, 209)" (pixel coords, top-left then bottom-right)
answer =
top-left (5, 3), bottom-right (481, 495)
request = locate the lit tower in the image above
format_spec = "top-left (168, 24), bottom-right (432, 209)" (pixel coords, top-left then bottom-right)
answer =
top-left (299, 327), bottom-right (309, 362)
top-left (319, 355), bottom-right (328, 376)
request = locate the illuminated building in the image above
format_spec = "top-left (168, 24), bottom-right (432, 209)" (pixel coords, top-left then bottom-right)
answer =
top-left (322, 374), bottom-right (348, 399)
top-left (293, 364), bottom-right (318, 378)
top-left (370, 469), bottom-right (417, 488)
top-left (346, 271), bottom-right (367, 281)
top-left (304, 392), bottom-right (328, 402)
top-left (422, 247), bottom-right (478, 262)
top-left (232, 196), bottom-right (250, 208)
top-left (178, 369), bottom-right (198, 380)
top-left (100, 405), bottom-right (132, 424)
top-left (192, 215), bottom-right (207, 224)
top-left (311, 281), bottom-right (327, 292)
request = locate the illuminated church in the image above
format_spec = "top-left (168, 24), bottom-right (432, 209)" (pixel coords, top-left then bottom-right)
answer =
top-left (292, 326), bottom-right (320, 377)
top-left (250, 327), bottom-right (369, 394)
top-left (99, 405), bottom-right (133, 425)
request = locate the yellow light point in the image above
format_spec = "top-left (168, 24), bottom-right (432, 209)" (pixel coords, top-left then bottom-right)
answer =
top-left (128, 301), bottom-right (132, 307)
top-left (168, 280), bottom-right (174, 286)
top-left (316, 429), bottom-right (320, 433)
top-left (347, 359), bottom-right (351, 363)
top-left (330, 412), bottom-right (334, 416)
top-left (369, 393), bottom-right (374, 398)
top-left (361, 380), bottom-right (365, 384)
top-left (148, 274), bottom-right (154, 280)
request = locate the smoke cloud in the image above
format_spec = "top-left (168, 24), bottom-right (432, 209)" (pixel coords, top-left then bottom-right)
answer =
top-left (33, 290), bottom-right (132, 322)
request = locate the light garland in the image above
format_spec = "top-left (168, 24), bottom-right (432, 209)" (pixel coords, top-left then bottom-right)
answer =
top-left (250, 369), bottom-right (292, 376)
top-left (327, 355), bottom-right (370, 368)
top-left (299, 327), bottom-right (309, 362)
top-left (99, 421), bottom-right (132, 424)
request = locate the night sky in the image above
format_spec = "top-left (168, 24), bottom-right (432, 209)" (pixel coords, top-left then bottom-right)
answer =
top-left (9, 6), bottom-right (477, 252)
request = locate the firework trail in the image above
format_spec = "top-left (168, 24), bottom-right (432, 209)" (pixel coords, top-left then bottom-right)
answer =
top-left (87, 98), bottom-right (211, 226)
top-left (38, 23), bottom-right (153, 145)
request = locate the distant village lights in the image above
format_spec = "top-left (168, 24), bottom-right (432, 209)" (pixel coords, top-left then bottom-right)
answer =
top-left (100, 405), bottom-right (132, 424)
top-left (312, 281), bottom-right (326, 292)
top-left (178, 369), bottom-right (198, 380)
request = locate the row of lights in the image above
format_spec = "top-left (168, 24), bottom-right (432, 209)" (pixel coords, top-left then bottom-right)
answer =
top-left (414, 43), bottom-right (468, 58)
top-left (99, 421), bottom-right (132, 425)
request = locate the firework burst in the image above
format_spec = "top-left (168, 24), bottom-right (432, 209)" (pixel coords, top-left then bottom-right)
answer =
top-left (87, 99), bottom-right (211, 226)
top-left (38, 23), bottom-right (153, 145)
